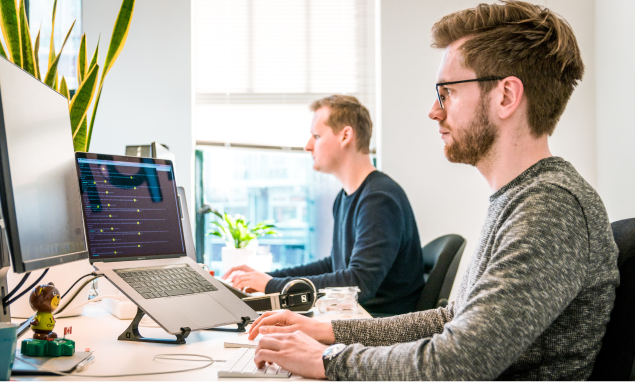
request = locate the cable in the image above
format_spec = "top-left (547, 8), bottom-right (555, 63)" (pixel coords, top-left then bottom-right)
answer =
top-left (61, 272), bottom-right (99, 299)
top-left (3, 268), bottom-right (49, 307)
top-left (14, 353), bottom-right (220, 378)
top-left (55, 276), bottom-right (103, 315)
top-left (1, 271), bottom-right (30, 304)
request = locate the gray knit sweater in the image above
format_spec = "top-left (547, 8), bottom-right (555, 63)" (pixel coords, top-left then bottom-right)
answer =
top-left (326, 157), bottom-right (619, 381)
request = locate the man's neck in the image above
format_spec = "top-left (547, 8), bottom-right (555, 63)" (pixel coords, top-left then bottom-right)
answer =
top-left (333, 154), bottom-right (376, 195)
top-left (477, 131), bottom-right (552, 193)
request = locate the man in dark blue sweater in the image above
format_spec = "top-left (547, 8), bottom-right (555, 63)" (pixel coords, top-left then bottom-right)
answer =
top-left (224, 95), bottom-right (424, 315)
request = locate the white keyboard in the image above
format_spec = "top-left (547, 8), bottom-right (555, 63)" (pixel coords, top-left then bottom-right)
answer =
top-left (218, 347), bottom-right (292, 378)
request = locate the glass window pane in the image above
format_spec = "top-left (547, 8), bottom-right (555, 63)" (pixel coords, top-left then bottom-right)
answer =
top-left (196, 103), bottom-right (313, 148)
top-left (29, 0), bottom-right (82, 90)
top-left (198, 146), bottom-right (341, 275)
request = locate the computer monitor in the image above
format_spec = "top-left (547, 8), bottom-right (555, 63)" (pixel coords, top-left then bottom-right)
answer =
top-left (0, 57), bottom-right (88, 322)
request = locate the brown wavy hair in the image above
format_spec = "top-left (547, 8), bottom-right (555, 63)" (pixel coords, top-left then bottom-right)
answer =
top-left (310, 95), bottom-right (372, 154)
top-left (431, 0), bottom-right (584, 137)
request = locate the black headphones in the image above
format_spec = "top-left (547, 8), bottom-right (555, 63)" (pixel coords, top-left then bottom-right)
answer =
top-left (240, 278), bottom-right (318, 312)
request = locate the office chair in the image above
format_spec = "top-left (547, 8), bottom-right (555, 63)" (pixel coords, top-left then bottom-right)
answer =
top-left (589, 218), bottom-right (635, 381)
top-left (416, 234), bottom-right (466, 311)
top-left (370, 234), bottom-right (466, 318)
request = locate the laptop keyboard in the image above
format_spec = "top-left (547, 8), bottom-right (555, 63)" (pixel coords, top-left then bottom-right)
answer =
top-left (114, 264), bottom-right (217, 299)
top-left (218, 348), bottom-right (291, 378)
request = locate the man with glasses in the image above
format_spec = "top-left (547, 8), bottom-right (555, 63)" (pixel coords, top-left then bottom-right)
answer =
top-left (243, 1), bottom-right (619, 380)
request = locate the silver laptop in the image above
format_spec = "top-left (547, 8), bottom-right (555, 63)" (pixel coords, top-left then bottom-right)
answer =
top-left (74, 153), bottom-right (258, 335)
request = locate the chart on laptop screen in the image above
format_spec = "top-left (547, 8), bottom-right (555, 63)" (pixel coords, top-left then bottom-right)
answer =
top-left (76, 157), bottom-right (185, 259)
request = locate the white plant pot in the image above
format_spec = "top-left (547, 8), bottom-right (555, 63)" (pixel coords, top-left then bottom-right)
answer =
top-left (221, 247), bottom-right (272, 274)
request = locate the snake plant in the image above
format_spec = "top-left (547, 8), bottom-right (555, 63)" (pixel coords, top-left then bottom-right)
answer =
top-left (0, 0), bottom-right (135, 152)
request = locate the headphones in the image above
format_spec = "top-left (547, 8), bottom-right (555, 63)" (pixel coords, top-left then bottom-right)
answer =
top-left (241, 278), bottom-right (318, 312)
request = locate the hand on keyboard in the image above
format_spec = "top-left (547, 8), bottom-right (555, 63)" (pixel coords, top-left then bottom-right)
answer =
top-left (248, 310), bottom-right (336, 344)
top-left (254, 330), bottom-right (329, 379)
top-left (218, 348), bottom-right (291, 378)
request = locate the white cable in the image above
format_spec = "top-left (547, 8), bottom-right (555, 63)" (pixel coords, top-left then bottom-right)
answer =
top-left (14, 353), bottom-right (222, 378)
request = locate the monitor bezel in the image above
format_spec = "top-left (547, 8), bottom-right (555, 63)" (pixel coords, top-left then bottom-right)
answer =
top-left (74, 152), bottom-right (187, 264)
top-left (0, 58), bottom-right (89, 273)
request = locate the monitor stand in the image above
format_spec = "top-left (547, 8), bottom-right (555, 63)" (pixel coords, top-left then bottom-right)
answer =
top-left (0, 265), bottom-right (10, 323)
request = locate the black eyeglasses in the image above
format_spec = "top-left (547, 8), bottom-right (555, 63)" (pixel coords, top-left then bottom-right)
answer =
top-left (435, 77), bottom-right (504, 109)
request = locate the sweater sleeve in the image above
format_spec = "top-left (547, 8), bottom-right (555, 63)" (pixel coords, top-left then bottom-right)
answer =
top-left (326, 186), bottom-right (589, 380)
top-left (267, 191), bottom-right (406, 302)
top-left (331, 302), bottom-right (455, 346)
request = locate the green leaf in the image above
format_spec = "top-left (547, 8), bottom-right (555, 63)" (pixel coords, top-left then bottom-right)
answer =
top-left (18, 0), bottom-right (35, 77)
top-left (0, 36), bottom-right (7, 60)
top-left (102, 0), bottom-right (134, 79)
top-left (48, 0), bottom-right (57, 68)
top-left (43, 19), bottom-right (75, 88)
top-left (205, 231), bottom-right (223, 238)
top-left (69, 63), bottom-right (98, 142)
top-left (33, 25), bottom-right (40, 79)
top-left (77, 34), bottom-right (86, 84)
top-left (88, 36), bottom-right (99, 72)
top-left (0, 0), bottom-right (21, 66)
top-left (73, 118), bottom-right (87, 152)
top-left (59, 76), bottom-right (69, 99)
top-left (85, 0), bottom-right (135, 152)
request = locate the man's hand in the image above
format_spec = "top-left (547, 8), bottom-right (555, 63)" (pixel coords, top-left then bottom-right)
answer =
top-left (222, 265), bottom-right (272, 293)
top-left (222, 265), bottom-right (257, 280)
top-left (254, 331), bottom-right (328, 379)
top-left (248, 310), bottom-right (336, 344)
top-left (230, 270), bottom-right (272, 293)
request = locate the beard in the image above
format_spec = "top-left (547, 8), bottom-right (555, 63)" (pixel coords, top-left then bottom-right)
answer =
top-left (442, 95), bottom-right (498, 166)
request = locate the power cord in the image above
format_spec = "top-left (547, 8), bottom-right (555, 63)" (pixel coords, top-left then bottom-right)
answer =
top-left (14, 353), bottom-right (222, 378)
top-left (1, 271), bottom-right (30, 304)
top-left (55, 274), bottom-right (104, 315)
top-left (3, 268), bottom-right (49, 307)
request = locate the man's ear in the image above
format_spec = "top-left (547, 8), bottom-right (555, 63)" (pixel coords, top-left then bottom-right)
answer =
top-left (340, 126), bottom-right (355, 148)
top-left (496, 76), bottom-right (524, 120)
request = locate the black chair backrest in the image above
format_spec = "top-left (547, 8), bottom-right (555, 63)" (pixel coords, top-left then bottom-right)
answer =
top-left (416, 234), bottom-right (466, 311)
top-left (590, 218), bottom-right (635, 381)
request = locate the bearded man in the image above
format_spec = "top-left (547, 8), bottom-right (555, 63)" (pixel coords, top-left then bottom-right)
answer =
top-left (242, 1), bottom-right (619, 380)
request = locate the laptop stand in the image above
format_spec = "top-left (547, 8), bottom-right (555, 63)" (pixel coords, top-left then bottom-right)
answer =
top-left (206, 316), bottom-right (251, 333)
top-left (118, 306), bottom-right (191, 344)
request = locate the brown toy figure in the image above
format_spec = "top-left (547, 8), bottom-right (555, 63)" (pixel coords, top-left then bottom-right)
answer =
top-left (29, 282), bottom-right (61, 340)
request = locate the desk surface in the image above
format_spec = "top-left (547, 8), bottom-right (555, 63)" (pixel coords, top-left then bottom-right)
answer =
top-left (13, 302), bottom-right (371, 380)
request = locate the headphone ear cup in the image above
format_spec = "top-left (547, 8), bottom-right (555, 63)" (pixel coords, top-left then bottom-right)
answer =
top-left (280, 278), bottom-right (317, 310)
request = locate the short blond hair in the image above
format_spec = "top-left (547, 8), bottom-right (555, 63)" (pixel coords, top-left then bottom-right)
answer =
top-left (309, 95), bottom-right (372, 154)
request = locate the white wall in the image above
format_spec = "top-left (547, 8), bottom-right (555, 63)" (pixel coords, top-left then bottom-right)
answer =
top-left (596, 1), bottom-right (635, 222)
top-left (82, 0), bottom-right (194, 209)
top-left (379, 0), bottom-right (598, 300)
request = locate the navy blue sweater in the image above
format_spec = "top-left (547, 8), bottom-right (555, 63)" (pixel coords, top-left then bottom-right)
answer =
top-left (265, 171), bottom-right (424, 315)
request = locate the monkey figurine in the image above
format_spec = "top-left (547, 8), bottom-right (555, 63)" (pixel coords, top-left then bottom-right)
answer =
top-left (29, 282), bottom-right (61, 340)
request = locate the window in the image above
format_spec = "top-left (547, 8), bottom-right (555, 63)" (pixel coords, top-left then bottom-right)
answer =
top-left (197, 146), bottom-right (342, 274)
top-left (28, 0), bottom-right (83, 90)
top-left (193, 0), bottom-right (376, 273)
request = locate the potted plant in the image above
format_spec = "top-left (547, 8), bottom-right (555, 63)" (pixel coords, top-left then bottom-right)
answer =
top-left (0, 0), bottom-right (135, 152)
top-left (206, 211), bottom-right (279, 273)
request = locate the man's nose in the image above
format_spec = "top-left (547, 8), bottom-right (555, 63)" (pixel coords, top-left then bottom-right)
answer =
top-left (304, 138), bottom-right (313, 152)
top-left (428, 99), bottom-right (445, 122)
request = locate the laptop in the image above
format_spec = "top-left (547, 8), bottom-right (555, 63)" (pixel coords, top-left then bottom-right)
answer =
top-left (74, 153), bottom-right (258, 335)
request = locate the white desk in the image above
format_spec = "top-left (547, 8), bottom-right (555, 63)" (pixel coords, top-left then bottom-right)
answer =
top-left (13, 302), bottom-right (371, 380)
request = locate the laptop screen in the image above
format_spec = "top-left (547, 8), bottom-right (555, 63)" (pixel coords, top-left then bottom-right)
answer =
top-left (75, 153), bottom-right (185, 261)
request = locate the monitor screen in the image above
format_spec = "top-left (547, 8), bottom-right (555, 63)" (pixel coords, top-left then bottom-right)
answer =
top-left (75, 154), bottom-right (186, 261)
top-left (0, 57), bottom-right (88, 273)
